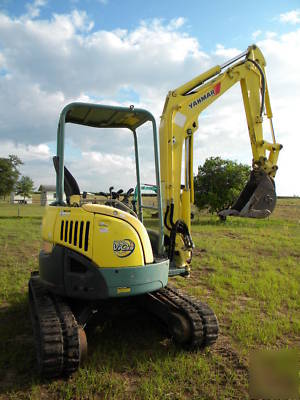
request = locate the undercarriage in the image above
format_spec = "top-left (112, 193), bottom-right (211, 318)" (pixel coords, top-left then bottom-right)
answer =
top-left (29, 274), bottom-right (218, 378)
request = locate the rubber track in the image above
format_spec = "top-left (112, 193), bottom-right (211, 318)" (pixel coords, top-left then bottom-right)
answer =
top-left (165, 286), bottom-right (219, 347)
top-left (29, 277), bottom-right (64, 378)
top-left (29, 276), bottom-right (81, 378)
top-left (53, 297), bottom-right (81, 375)
top-left (152, 286), bottom-right (204, 349)
top-left (150, 285), bottom-right (218, 348)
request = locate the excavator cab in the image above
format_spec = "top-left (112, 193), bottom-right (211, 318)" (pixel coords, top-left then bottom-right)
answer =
top-left (54, 102), bottom-right (165, 253)
top-left (39, 102), bottom-right (169, 301)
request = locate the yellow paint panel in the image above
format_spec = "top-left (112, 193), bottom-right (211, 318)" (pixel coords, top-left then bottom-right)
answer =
top-left (42, 204), bottom-right (153, 268)
top-left (52, 207), bottom-right (94, 259)
top-left (83, 204), bottom-right (153, 264)
top-left (93, 214), bottom-right (144, 267)
top-left (41, 206), bottom-right (59, 242)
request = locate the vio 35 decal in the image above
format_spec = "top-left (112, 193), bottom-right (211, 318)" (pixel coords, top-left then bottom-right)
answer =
top-left (113, 239), bottom-right (135, 258)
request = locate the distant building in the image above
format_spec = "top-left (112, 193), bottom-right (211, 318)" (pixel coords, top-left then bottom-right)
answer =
top-left (10, 192), bottom-right (32, 204)
top-left (38, 185), bottom-right (56, 206)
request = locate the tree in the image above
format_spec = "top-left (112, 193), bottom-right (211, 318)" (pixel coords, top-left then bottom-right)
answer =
top-left (0, 155), bottom-right (23, 198)
top-left (194, 157), bottom-right (251, 214)
top-left (16, 176), bottom-right (35, 202)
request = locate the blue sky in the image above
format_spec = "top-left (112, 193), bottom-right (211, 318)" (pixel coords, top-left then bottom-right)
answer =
top-left (2, 0), bottom-right (299, 49)
top-left (0, 0), bottom-right (299, 195)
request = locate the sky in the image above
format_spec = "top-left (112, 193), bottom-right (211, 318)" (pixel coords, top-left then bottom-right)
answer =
top-left (0, 0), bottom-right (299, 195)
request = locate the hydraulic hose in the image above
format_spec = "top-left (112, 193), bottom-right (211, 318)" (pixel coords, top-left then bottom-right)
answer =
top-left (169, 203), bottom-right (175, 227)
top-left (168, 219), bottom-right (194, 262)
top-left (164, 205), bottom-right (172, 231)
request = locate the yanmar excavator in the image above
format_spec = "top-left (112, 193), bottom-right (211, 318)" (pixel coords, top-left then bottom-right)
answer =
top-left (29, 45), bottom-right (281, 377)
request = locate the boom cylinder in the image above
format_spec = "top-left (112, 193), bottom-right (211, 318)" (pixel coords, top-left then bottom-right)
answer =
top-left (175, 66), bottom-right (221, 95)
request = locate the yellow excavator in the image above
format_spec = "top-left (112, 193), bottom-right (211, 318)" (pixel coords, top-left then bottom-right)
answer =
top-left (29, 45), bottom-right (281, 377)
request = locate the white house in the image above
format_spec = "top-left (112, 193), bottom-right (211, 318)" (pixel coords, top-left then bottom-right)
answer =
top-left (10, 192), bottom-right (32, 204)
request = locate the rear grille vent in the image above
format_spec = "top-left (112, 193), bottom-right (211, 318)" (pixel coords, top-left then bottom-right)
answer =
top-left (60, 220), bottom-right (90, 251)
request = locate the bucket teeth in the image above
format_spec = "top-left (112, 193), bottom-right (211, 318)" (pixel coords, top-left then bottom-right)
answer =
top-left (219, 170), bottom-right (276, 219)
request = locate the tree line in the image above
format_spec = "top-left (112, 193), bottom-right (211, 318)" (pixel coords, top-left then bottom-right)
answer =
top-left (0, 154), bottom-right (250, 211)
top-left (0, 155), bottom-right (35, 201)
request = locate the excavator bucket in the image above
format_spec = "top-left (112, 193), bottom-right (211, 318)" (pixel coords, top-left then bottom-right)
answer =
top-left (218, 171), bottom-right (276, 219)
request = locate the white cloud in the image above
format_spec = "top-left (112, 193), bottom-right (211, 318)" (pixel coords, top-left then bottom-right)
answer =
top-left (252, 30), bottom-right (262, 39)
top-left (0, 51), bottom-right (6, 68)
top-left (69, 10), bottom-right (94, 32)
top-left (265, 31), bottom-right (277, 39)
top-left (0, 8), bottom-right (299, 195)
top-left (0, 141), bottom-right (53, 187)
top-left (0, 141), bottom-right (51, 161)
top-left (0, 11), bottom-right (209, 148)
top-left (68, 151), bottom-right (136, 191)
top-left (279, 9), bottom-right (300, 25)
top-left (168, 17), bottom-right (186, 30)
top-left (25, 0), bottom-right (47, 19)
top-left (214, 44), bottom-right (241, 58)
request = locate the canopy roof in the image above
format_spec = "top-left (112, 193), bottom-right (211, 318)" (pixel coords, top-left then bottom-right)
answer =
top-left (62, 102), bottom-right (154, 130)
top-left (38, 185), bottom-right (56, 192)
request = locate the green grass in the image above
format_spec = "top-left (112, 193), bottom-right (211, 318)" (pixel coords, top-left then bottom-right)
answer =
top-left (0, 201), bottom-right (299, 399)
top-left (0, 204), bottom-right (45, 218)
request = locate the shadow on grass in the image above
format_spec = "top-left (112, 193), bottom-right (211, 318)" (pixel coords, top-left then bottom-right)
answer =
top-left (0, 298), bottom-right (173, 396)
top-left (0, 299), bottom-right (37, 394)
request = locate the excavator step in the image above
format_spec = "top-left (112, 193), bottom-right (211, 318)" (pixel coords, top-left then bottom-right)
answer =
top-left (168, 267), bottom-right (188, 277)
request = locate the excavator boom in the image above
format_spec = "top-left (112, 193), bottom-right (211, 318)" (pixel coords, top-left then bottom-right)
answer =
top-left (159, 44), bottom-right (282, 269)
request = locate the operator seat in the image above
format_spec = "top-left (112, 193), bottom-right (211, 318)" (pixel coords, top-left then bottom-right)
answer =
top-left (53, 156), bottom-right (80, 204)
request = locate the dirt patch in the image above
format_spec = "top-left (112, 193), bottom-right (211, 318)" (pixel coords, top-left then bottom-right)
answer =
top-left (211, 335), bottom-right (249, 400)
top-left (213, 334), bottom-right (248, 374)
top-left (185, 267), bottom-right (216, 286)
top-left (222, 232), bottom-right (243, 240)
top-left (122, 371), bottom-right (140, 394)
top-left (0, 302), bottom-right (9, 310)
top-left (233, 295), bottom-right (254, 310)
top-left (202, 266), bottom-right (216, 273)
top-left (252, 247), bottom-right (276, 257)
top-left (193, 247), bottom-right (207, 256)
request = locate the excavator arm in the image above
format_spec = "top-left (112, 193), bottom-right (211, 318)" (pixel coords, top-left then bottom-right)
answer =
top-left (159, 45), bottom-right (282, 270)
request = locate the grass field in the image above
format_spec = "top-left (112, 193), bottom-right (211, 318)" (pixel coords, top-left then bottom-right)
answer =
top-left (0, 199), bottom-right (299, 399)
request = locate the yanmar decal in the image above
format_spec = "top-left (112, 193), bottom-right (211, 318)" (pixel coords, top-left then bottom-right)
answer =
top-left (189, 82), bottom-right (221, 109)
top-left (113, 239), bottom-right (135, 258)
